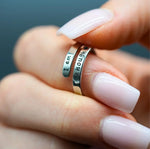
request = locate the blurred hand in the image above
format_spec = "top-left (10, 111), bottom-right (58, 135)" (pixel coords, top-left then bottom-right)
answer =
top-left (0, 0), bottom-right (149, 149)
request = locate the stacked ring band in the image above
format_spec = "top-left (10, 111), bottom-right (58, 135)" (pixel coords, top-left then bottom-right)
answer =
top-left (62, 43), bottom-right (93, 95)
top-left (62, 43), bottom-right (81, 77)
top-left (73, 45), bottom-right (92, 95)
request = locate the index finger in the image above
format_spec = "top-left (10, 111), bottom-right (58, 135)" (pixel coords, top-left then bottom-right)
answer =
top-left (14, 26), bottom-right (140, 113)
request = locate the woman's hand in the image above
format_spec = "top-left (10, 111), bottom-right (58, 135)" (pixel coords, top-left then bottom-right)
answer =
top-left (57, 0), bottom-right (150, 128)
top-left (0, 0), bottom-right (149, 148)
top-left (0, 26), bottom-right (148, 149)
top-left (0, 122), bottom-right (87, 149)
top-left (0, 26), bottom-right (135, 149)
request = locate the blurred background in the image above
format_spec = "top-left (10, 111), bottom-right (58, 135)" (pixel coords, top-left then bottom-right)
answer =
top-left (0, 0), bottom-right (149, 79)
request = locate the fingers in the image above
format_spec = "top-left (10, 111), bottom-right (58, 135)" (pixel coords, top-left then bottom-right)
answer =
top-left (14, 26), bottom-right (140, 113)
top-left (96, 50), bottom-right (150, 127)
top-left (0, 73), bottom-right (134, 146)
top-left (0, 73), bottom-right (150, 149)
top-left (99, 116), bottom-right (150, 149)
top-left (57, 0), bottom-right (150, 49)
top-left (0, 123), bottom-right (87, 149)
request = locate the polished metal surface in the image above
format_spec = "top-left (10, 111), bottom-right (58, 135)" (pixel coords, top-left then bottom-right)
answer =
top-left (73, 45), bottom-right (93, 95)
top-left (62, 43), bottom-right (81, 77)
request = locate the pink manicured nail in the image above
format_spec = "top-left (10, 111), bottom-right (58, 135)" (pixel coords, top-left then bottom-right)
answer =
top-left (92, 73), bottom-right (140, 113)
top-left (100, 116), bottom-right (150, 149)
top-left (57, 9), bottom-right (113, 39)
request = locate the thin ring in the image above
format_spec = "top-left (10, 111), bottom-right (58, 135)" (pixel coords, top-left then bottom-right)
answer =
top-left (62, 43), bottom-right (81, 77)
top-left (73, 45), bottom-right (93, 95)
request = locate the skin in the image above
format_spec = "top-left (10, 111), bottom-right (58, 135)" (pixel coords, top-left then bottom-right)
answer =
top-left (0, 0), bottom-right (149, 148)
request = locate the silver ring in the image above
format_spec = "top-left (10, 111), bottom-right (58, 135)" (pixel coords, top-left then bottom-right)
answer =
top-left (62, 43), bottom-right (81, 77)
top-left (73, 45), bottom-right (93, 95)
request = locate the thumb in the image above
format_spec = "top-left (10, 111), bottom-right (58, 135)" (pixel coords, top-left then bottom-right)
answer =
top-left (57, 0), bottom-right (150, 49)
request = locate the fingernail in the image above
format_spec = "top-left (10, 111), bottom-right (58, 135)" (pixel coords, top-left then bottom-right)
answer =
top-left (92, 73), bottom-right (140, 113)
top-left (57, 9), bottom-right (113, 39)
top-left (100, 116), bottom-right (150, 149)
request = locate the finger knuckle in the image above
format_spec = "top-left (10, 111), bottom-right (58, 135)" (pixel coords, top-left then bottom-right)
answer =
top-left (0, 73), bottom-right (27, 122)
top-left (58, 96), bottom-right (81, 135)
top-left (14, 26), bottom-right (58, 69)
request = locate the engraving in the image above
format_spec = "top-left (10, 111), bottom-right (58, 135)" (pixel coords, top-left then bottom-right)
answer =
top-left (66, 61), bottom-right (69, 64)
top-left (79, 51), bottom-right (86, 57)
top-left (74, 50), bottom-right (88, 73)
top-left (79, 53), bottom-right (81, 56)
top-left (65, 55), bottom-right (72, 65)
top-left (75, 66), bottom-right (80, 71)
top-left (74, 72), bottom-right (79, 80)
top-left (74, 72), bottom-right (78, 77)
top-left (77, 62), bottom-right (81, 66)
top-left (78, 57), bottom-right (82, 62)
top-left (73, 47), bottom-right (91, 94)
top-left (67, 55), bottom-right (71, 60)
top-left (63, 68), bottom-right (69, 71)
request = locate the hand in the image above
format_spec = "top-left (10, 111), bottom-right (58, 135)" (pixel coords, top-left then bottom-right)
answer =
top-left (0, 122), bottom-right (87, 149)
top-left (0, 26), bottom-right (134, 149)
top-left (57, 0), bottom-right (150, 127)
top-left (0, 0), bottom-right (149, 149)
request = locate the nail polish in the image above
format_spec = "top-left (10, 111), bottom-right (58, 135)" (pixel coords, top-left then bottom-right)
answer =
top-left (57, 9), bottom-right (113, 39)
top-left (92, 73), bottom-right (140, 113)
top-left (100, 116), bottom-right (150, 149)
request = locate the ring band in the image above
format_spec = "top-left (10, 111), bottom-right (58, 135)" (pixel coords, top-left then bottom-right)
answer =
top-left (62, 43), bottom-right (94, 95)
top-left (62, 43), bottom-right (81, 77)
top-left (73, 45), bottom-right (93, 95)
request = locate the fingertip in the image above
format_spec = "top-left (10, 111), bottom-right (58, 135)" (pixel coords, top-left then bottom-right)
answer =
top-left (99, 116), bottom-right (150, 149)
top-left (59, 0), bottom-right (149, 49)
